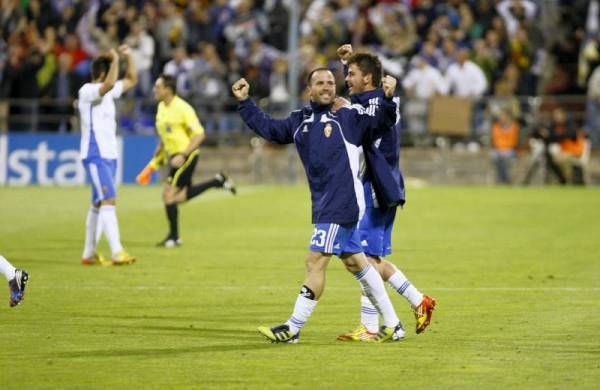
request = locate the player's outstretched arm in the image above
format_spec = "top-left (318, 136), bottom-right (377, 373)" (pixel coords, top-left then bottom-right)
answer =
top-left (99, 49), bottom-right (119, 96)
top-left (234, 78), bottom-right (296, 144)
top-left (119, 44), bottom-right (138, 93)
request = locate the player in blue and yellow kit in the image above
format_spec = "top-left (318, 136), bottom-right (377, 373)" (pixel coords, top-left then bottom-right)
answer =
top-left (136, 74), bottom-right (236, 247)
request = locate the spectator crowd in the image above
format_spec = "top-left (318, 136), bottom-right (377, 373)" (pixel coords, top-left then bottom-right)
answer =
top-left (0, 0), bottom-right (593, 144)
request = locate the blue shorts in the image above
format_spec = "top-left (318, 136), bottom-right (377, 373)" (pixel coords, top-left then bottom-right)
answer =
top-left (358, 206), bottom-right (397, 257)
top-left (83, 158), bottom-right (117, 204)
top-left (309, 223), bottom-right (363, 256)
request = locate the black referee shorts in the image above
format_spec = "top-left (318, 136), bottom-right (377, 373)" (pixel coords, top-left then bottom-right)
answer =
top-left (167, 150), bottom-right (199, 189)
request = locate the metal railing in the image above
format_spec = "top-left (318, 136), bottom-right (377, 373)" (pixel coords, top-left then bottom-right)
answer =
top-left (0, 94), bottom-right (592, 147)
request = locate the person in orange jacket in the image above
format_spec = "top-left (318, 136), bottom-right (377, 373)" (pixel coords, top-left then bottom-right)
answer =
top-left (491, 109), bottom-right (519, 184)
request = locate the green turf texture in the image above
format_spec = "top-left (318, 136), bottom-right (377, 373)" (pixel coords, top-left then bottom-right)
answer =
top-left (1, 185), bottom-right (599, 389)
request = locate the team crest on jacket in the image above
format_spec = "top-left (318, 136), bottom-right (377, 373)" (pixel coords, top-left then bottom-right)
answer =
top-left (324, 123), bottom-right (332, 138)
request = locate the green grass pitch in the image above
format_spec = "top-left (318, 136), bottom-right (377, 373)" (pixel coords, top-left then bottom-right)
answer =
top-left (1, 184), bottom-right (599, 389)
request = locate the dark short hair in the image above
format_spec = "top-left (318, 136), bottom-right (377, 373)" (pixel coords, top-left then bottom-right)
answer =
top-left (159, 74), bottom-right (177, 94)
top-left (306, 67), bottom-right (333, 85)
top-left (91, 55), bottom-right (111, 80)
top-left (347, 52), bottom-right (383, 87)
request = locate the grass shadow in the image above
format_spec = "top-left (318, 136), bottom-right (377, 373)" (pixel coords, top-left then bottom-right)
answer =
top-left (49, 342), bottom-right (280, 359)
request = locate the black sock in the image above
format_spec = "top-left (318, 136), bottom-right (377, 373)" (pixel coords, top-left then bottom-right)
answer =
top-left (299, 285), bottom-right (316, 300)
top-left (165, 204), bottom-right (178, 239)
top-left (186, 178), bottom-right (221, 200)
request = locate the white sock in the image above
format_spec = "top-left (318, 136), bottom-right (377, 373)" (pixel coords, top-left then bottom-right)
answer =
top-left (360, 294), bottom-right (379, 333)
top-left (0, 255), bottom-right (16, 281)
top-left (285, 294), bottom-right (318, 335)
top-left (82, 207), bottom-right (99, 259)
top-left (95, 211), bottom-right (104, 247)
top-left (387, 270), bottom-right (424, 307)
top-left (355, 264), bottom-right (400, 328)
top-left (98, 205), bottom-right (124, 256)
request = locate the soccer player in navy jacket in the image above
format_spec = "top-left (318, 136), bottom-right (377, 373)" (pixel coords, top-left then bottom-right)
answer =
top-left (232, 67), bottom-right (404, 343)
top-left (335, 45), bottom-right (436, 341)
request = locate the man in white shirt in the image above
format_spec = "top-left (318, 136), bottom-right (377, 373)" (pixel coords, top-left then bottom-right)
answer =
top-left (78, 45), bottom-right (137, 266)
top-left (403, 56), bottom-right (448, 99)
top-left (163, 46), bottom-right (195, 98)
top-left (444, 48), bottom-right (488, 98)
top-left (445, 48), bottom-right (488, 139)
top-left (125, 18), bottom-right (155, 97)
top-left (402, 55), bottom-right (448, 141)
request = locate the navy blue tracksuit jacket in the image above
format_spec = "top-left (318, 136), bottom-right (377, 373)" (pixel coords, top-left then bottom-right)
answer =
top-left (351, 88), bottom-right (406, 209)
top-left (238, 97), bottom-right (397, 225)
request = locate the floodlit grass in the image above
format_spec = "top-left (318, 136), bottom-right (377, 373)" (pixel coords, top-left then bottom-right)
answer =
top-left (1, 184), bottom-right (599, 389)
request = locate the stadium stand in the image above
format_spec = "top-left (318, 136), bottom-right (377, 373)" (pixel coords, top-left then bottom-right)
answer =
top-left (0, 0), bottom-right (598, 184)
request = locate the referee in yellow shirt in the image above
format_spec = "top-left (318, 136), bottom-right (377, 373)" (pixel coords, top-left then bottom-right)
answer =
top-left (137, 74), bottom-right (236, 248)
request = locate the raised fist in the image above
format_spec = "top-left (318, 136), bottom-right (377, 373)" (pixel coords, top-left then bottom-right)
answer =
top-left (337, 44), bottom-right (353, 62)
top-left (382, 75), bottom-right (397, 98)
top-left (232, 78), bottom-right (250, 101)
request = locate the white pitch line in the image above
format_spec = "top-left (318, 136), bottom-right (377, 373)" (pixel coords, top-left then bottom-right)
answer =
top-left (31, 286), bottom-right (600, 292)
top-left (257, 286), bottom-right (600, 292)
top-left (427, 287), bottom-right (600, 292)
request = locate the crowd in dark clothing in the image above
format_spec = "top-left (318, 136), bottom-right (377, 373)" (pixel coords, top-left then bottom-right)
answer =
top-left (0, 0), bottom-right (591, 134)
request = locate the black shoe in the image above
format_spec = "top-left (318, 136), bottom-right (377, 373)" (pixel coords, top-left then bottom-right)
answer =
top-left (156, 237), bottom-right (182, 248)
top-left (9, 269), bottom-right (28, 307)
top-left (216, 172), bottom-right (237, 195)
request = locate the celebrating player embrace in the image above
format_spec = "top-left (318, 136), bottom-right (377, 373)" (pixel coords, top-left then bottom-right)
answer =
top-left (233, 67), bottom-right (405, 343)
